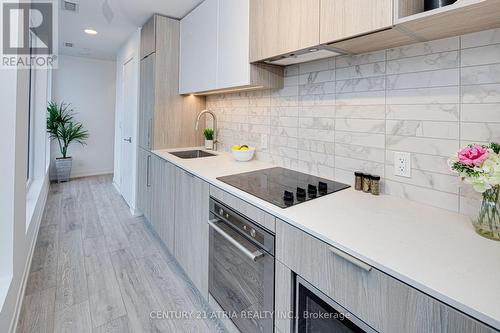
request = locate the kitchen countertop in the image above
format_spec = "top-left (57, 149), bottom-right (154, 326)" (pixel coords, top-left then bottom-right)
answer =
top-left (152, 148), bottom-right (500, 330)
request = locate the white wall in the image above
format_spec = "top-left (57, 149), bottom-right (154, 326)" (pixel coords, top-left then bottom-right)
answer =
top-left (0, 65), bottom-right (52, 332)
top-left (0, 66), bottom-right (18, 310)
top-left (51, 55), bottom-right (116, 178)
top-left (114, 29), bottom-right (140, 212)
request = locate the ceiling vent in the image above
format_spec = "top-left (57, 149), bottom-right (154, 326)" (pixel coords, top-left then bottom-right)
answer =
top-left (64, 42), bottom-right (73, 48)
top-left (62, 0), bottom-right (79, 13)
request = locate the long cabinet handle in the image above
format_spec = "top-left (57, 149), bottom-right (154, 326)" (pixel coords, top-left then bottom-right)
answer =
top-left (329, 246), bottom-right (372, 272)
top-left (146, 155), bottom-right (151, 187)
top-left (208, 219), bottom-right (264, 262)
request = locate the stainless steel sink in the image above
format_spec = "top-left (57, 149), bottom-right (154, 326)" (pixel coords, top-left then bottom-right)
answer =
top-left (169, 150), bottom-right (216, 159)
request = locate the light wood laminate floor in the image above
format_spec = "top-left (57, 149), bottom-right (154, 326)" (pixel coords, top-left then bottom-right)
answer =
top-left (17, 175), bottom-right (227, 333)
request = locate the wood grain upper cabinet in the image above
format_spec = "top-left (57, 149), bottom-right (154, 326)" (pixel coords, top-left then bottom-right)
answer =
top-left (249, 0), bottom-right (320, 62)
top-left (174, 168), bottom-right (210, 298)
top-left (141, 16), bottom-right (156, 59)
top-left (396, 0), bottom-right (500, 42)
top-left (179, 0), bottom-right (218, 94)
top-left (138, 14), bottom-right (205, 151)
top-left (138, 54), bottom-right (155, 150)
top-left (320, 0), bottom-right (393, 44)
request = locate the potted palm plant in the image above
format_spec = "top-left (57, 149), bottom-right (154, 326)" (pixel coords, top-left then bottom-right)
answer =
top-left (47, 102), bottom-right (89, 183)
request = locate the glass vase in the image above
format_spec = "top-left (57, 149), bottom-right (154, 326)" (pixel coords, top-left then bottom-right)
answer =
top-left (473, 186), bottom-right (500, 241)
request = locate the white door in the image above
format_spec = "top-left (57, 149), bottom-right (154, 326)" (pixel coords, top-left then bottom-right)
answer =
top-left (120, 58), bottom-right (135, 207)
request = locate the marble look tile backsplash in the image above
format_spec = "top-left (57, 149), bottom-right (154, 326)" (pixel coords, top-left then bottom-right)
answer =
top-left (206, 28), bottom-right (500, 214)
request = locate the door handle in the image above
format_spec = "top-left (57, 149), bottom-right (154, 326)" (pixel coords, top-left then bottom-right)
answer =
top-left (329, 246), bottom-right (372, 272)
top-left (123, 137), bottom-right (132, 143)
top-left (208, 219), bottom-right (264, 262)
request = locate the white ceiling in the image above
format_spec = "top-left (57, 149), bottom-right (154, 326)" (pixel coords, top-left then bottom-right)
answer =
top-left (58, 0), bottom-right (203, 60)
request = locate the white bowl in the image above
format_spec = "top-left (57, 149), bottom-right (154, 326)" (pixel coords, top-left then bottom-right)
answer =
top-left (232, 147), bottom-right (255, 162)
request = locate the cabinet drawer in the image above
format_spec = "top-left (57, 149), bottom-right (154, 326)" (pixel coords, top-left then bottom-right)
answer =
top-left (276, 220), bottom-right (495, 333)
top-left (209, 185), bottom-right (275, 232)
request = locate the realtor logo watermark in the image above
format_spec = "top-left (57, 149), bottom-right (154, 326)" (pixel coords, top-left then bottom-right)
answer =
top-left (1, 0), bottom-right (58, 68)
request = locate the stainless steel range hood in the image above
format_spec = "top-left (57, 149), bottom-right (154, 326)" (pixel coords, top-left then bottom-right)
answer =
top-left (264, 47), bottom-right (347, 66)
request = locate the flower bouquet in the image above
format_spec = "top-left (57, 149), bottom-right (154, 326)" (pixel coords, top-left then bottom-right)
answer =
top-left (449, 143), bottom-right (500, 241)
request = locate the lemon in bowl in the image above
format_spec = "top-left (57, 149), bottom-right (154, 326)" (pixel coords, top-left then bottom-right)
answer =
top-left (231, 144), bottom-right (255, 162)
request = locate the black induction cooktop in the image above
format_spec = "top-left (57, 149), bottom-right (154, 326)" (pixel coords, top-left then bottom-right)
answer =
top-left (217, 167), bottom-right (350, 208)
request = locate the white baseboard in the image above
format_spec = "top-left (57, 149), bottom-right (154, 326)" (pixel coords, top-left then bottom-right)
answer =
top-left (49, 169), bottom-right (114, 181)
top-left (9, 175), bottom-right (49, 333)
top-left (112, 180), bottom-right (141, 217)
top-left (112, 180), bottom-right (121, 193)
top-left (130, 206), bottom-right (142, 217)
top-left (70, 169), bottom-right (114, 179)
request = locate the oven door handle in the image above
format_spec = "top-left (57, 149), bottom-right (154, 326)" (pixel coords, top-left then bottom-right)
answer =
top-left (208, 219), bottom-right (265, 262)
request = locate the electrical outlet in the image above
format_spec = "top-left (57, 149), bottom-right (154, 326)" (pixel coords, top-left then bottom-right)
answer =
top-left (394, 152), bottom-right (411, 178)
top-left (261, 135), bottom-right (268, 150)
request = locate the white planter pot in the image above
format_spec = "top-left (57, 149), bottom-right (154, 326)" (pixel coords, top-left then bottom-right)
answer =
top-left (205, 139), bottom-right (214, 150)
top-left (55, 157), bottom-right (72, 183)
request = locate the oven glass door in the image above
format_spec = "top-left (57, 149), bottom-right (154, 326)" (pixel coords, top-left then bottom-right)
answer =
top-left (209, 217), bottom-right (274, 333)
top-left (296, 277), bottom-right (376, 333)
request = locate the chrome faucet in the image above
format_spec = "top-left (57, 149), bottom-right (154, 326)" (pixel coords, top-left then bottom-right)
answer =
top-left (195, 109), bottom-right (218, 151)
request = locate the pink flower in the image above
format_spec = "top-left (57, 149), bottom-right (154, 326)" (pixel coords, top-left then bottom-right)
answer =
top-left (458, 145), bottom-right (490, 167)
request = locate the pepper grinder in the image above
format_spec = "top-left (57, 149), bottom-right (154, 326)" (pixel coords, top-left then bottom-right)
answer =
top-left (371, 175), bottom-right (381, 195)
top-left (354, 172), bottom-right (364, 191)
top-left (362, 174), bottom-right (372, 193)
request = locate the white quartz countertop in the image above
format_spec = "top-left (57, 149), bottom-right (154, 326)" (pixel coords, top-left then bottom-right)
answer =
top-left (152, 148), bottom-right (500, 330)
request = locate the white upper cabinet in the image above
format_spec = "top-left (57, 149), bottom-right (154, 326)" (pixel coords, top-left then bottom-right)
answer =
top-left (179, 0), bottom-right (282, 95)
top-left (217, 0), bottom-right (250, 90)
top-left (179, 0), bottom-right (218, 94)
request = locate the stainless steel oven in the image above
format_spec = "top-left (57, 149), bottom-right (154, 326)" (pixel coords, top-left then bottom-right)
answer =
top-left (209, 197), bottom-right (275, 333)
top-left (295, 276), bottom-right (377, 333)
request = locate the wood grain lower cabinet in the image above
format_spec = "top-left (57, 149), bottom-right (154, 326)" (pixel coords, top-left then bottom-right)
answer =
top-left (174, 168), bottom-right (210, 298)
top-left (275, 260), bottom-right (293, 333)
top-left (276, 220), bottom-right (496, 333)
top-left (137, 148), bottom-right (152, 221)
top-left (149, 155), bottom-right (176, 253)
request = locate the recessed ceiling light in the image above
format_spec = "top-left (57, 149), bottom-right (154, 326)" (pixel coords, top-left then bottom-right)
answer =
top-left (84, 29), bottom-right (97, 35)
